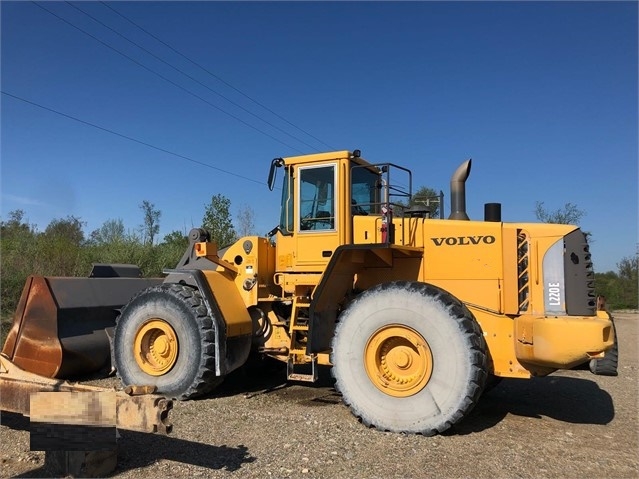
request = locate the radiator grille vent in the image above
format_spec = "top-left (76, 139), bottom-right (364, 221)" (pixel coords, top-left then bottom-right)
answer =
top-left (564, 229), bottom-right (597, 315)
top-left (517, 230), bottom-right (530, 313)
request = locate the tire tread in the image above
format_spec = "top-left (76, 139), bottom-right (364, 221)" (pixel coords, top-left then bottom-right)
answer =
top-left (114, 283), bottom-right (222, 400)
top-left (589, 314), bottom-right (618, 377)
top-left (331, 280), bottom-right (487, 436)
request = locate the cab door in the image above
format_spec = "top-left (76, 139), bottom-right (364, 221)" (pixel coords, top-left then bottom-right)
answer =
top-left (295, 163), bottom-right (341, 268)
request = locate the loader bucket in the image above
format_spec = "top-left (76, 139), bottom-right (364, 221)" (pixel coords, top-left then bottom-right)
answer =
top-left (2, 265), bottom-right (163, 379)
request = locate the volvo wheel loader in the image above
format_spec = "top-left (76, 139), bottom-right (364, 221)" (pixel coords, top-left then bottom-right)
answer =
top-left (2, 149), bottom-right (616, 436)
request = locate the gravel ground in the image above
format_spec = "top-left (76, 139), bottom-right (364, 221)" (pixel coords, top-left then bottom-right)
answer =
top-left (2, 312), bottom-right (637, 479)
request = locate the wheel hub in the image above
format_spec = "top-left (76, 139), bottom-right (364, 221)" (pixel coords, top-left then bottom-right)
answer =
top-left (133, 319), bottom-right (179, 376)
top-left (365, 325), bottom-right (433, 397)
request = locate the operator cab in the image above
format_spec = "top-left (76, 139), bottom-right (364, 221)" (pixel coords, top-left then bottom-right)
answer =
top-left (267, 150), bottom-right (417, 272)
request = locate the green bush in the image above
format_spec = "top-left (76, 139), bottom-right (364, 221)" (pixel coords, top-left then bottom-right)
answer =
top-left (595, 255), bottom-right (639, 310)
top-left (0, 213), bottom-right (187, 316)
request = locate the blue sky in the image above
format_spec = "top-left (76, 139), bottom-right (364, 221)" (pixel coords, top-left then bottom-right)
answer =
top-left (1, 1), bottom-right (637, 273)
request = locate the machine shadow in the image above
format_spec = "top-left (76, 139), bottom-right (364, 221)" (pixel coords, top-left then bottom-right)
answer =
top-left (205, 364), bottom-right (615, 436)
top-left (1, 410), bottom-right (30, 432)
top-left (202, 358), bottom-right (336, 400)
top-left (8, 428), bottom-right (255, 478)
top-left (447, 374), bottom-right (615, 436)
top-left (114, 431), bottom-right (255, 474)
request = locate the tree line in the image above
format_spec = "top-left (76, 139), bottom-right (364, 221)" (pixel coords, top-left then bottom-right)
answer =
top-left (0, 194), bottom-right (255, 316)
top-left (1, 198), bottom-right (636, 317)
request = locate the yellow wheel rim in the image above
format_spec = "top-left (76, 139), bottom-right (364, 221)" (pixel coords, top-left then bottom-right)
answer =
top-left (133, 319), bottom-right (179, 376)
top-left (364, 325), bottom-right (433, 398)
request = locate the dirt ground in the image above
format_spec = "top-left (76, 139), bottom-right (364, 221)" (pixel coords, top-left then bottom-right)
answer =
top-left (1, 312), bottom-right (637, 479)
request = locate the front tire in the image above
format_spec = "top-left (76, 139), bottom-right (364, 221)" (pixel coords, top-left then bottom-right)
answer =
top-left (331, 281), bottom-right (487, 435)
top-left (114, 283), bottom-right (221, 400)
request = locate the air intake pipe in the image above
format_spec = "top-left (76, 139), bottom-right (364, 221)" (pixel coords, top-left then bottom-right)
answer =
top-left (448, 159), bottom-right (472, 220)
top-left (484, 203), bottom-right (502, 222)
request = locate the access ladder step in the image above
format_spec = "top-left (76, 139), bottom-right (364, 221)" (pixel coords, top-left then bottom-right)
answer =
top-left (293, 297), bottom-right (311, 307)
top-left (286, 355), bottom-right (318, 383)
top-left (287, 373), bottom-right (316, 382)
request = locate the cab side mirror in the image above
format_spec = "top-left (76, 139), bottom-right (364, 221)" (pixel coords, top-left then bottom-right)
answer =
top-left (268, 158), bottom-right (284, 191)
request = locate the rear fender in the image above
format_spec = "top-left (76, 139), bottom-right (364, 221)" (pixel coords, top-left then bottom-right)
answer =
top-left (163, 269), bottom-right (252, 375)
top-left (308, 244), bottom-right (423, 354)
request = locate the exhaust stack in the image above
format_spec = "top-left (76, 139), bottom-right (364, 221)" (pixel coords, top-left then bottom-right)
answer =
top-left (448, 158), bottom-right (472, 220)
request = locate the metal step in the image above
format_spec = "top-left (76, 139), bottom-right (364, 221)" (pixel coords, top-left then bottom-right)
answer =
top-left (286, 355), bottom-right (318, 382)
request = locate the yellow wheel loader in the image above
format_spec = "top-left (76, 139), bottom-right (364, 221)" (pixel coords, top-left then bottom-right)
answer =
top-left (2, 150), bottom-right (615, 436)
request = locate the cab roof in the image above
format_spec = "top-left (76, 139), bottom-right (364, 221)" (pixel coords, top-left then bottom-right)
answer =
top-left (282, 150), bottom-right (372, 167)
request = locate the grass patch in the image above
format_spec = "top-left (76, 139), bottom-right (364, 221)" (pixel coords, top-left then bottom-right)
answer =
top-left (1, 313), bottom-right (14, 345)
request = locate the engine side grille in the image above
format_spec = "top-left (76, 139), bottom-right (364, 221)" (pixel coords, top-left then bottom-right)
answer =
top-left (517, 230), bottom-right (530, 313)
top-left (564, 229), bottom-right (596, 316)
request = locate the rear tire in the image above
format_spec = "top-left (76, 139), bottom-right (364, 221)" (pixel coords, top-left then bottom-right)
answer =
top-left (331, 281), bottom-right (487, 435)
top-left (114, 283), bottom-right (221, 400)
top-left (589, 313), bottom-right (618, 377)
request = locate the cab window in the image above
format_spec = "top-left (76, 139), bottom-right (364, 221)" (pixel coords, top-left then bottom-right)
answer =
top-left (298, 165), bottom-right (336, 232)
top-left (351, 164), bottom-right (380, 215)
top-left (278, 167), bottom-right (293, 234)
